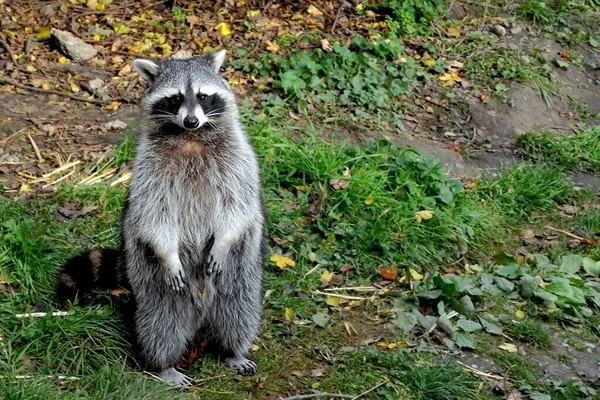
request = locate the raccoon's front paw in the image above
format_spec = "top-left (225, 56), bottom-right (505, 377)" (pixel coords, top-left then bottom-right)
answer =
top-left (205, 252), bottom-right (224, 275)
top-left (166, 267), bottom-right (187, 293)
top-left (225, 357), bottom-right (257, 376)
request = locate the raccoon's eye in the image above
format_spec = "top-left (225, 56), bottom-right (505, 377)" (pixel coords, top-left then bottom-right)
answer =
top-left (197, 93), bottom-right (208, 102)
top-left (168, 94), bottom-right (184, 105)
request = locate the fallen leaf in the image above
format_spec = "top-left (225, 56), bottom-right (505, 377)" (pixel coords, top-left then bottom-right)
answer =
top-left (423, 58), bottom-right (436, 67)
top-left (447, 26), bottom-right (462, 37)
top-left (270, 254), bottom-right (296, 269)
top-left (215, 22), bottom-right (232, 36)
top-left (364, 195), bottom-right (374, 205)
top-left (266, 41), bottom-right (279, 53)
top-left (36, 27), bottom-right (52, 40)
top-left (321, 269), bottom-right (334, 285)
top-left (515, 310), bottom-right (525, 319)
top-left (519, 228), bottom-right (535, 240)
top-left (379, 265), bottom-right (398, 280)
top-left (498, 343), bottom-right (518, 353)
top-left (415, 210), bottom-right (434, 223)
top-left (344, 321), bottom-right (358, 336)
top-left (320, 38), bottom-right (333, 53)
top-left (285, 307), bottom-right (296, 321)
top-left (312, 312), bottom-right (330, 327)
top-left (340, 264), bottom-right (355, 272)
top-left (325, 295), bottom-right (341, 307)
top-left (409, 268), bottom-right (423, 281)
top-left (439, 72), bottom-right (463, 87)
top-left (251, 344), bottom-right (260, 352)
top-left (306, 5), bottom-right (323, 16)
top-left (247, 10), bottom-right (260, 18)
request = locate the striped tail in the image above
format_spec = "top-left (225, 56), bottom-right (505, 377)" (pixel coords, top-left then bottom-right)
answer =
top-left (56, 248), bottom-right (124, 304)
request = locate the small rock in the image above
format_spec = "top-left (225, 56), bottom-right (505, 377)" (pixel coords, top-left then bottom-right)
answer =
top-left (88, 78), bottom-right (104, 91)
top-left (39, 4), bottom-right (55, 17)
top-left (51, 28), bottom-right (98, 62)
top-left (173, 49), bottom-right (193, 59)
top-left (491, 25), bottom-right (506, 37)
top-left (104, 120), bottom-right (128, 131)
top-left (510, 26), bottom-right (523, 35)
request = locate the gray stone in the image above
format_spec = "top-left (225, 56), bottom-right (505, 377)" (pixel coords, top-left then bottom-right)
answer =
top-left (491, 25), bottom-right (506, 37)
top-left (51, 28), bottom-right (97, 62)
top-left (39, 4), bottom-right (55, 17)
top-left (510, 26), bottom-right (523, 35)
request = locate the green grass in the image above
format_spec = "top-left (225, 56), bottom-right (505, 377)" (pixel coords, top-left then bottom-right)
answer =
top-left (517, 127), bottom-right (600, 172)
top-left (505, 320), bottom-right (552, 349)
top-left (1, 116), bottom-right (599, 398)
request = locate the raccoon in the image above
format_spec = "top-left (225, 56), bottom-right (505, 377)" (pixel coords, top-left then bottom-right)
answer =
top-left (56, 50), bottom-right (266, 385)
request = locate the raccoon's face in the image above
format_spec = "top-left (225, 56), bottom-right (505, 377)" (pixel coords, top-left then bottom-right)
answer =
top-left (133, 51), bottom-right (234, 132)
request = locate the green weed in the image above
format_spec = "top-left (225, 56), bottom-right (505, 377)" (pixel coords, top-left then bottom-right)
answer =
top-left (505, 320), bottom-right (552, 348)
top-left (365, 0), bottom-right (443, 35)
top-left (517, 127), bottom-right (600, 172)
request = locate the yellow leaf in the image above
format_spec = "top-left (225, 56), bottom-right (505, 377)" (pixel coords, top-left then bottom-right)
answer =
top-left (113, 24), bottom-right (130, 35)
top-left (291, 14), bottom-right (304, 21)
top-left (103, 101), bottom-right (121, 111)
top-left (270, 254), bottom-right (296, 269)
top-left (247, 10), bottom-right (260, 17)
top-left (25, 65), bottom-right (37, 72)
top-left (415, 210), bottom-right (434, 223)
top-left (215, 22), bottom-right (232, 36)
top-left (364, 195), bottom-right (374, 205)
top-left (285, 307), bottom-right (296, 321)
top-left (41, 83), bottom-right (52, 90)
top-left (344, 321), bottom-right (358, 336)
top-left (70, 83), bottom-right (80, 92)
top-left (19, 183), bottom-right (32, 193)
top-left (307, 5), bottom-right (323, 16)
top-left (86, 0), bottom-right (98, 10)
top-left (93, 34), bottom-right (100, 41)
top-left (515, 310), bottom-right (526, 320)
top-left (536, 275), bottom-right (547, 288)
top-left (321, 269), bottom-right (334, 284)
top-left (251, 344), bottom-right (260, 351)
top-left (97, 3), bottom-right (105, 11)
top-left (409, 268), bottom-right (424, 281)
top-left (447, 26), bottom-right (462, 37)
top-left (35, 27), bottom-right (51, 40)
top-left (498, 343), bottom-right (518, 353)
top-left (325, 296), bottom-right (340, 307)
top-left (423, 58), bottom-right (436, 67)
top-left (58, 56), bottom-right (68, 64)
top-left (266, 40), bottom-right (279, 53)
top-left (439, 72), bottom-right (463, 87)
top-left (307, 252), bottom-right (317, 262)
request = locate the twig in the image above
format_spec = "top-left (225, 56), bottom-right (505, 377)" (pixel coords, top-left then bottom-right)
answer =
top-left (0, 375), bottom-right (80, 381)
top-left (15, 311), bottom-right (74, 318)
top-left (303, 264), bottom-right (320, 278)
top-left (0, 33), bottom-right (28, 73)
top-left (331, 1), bottom-right (349, 33)
top-left (42, 170), bottom-right (75, 188)
top-left (1, 77), bottom-right (110, 105)
top-left (324, 286), bottom-right (378, 292)
top-left (282, 392), bottom-right (355, 400)
top-left (545, 225), bottom-right (597, 245)
top-left (42, 160), bottom-right (81, 179)
top-left (456, 361), bottom-right (504, 380)
top-left (314, 290), bottom-right (364, 300)
top-left (352, 379), bottom-right (389, 399)
top-left (27, 133), bottom-right (44, 162)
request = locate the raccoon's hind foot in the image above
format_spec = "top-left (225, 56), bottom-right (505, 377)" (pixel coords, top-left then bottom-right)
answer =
top-left (225, 357), bottom-right (257, 376)
top-left (165, 266), bottom-right (187, 293)
top-left (158, 367), bottom-right (194, 386)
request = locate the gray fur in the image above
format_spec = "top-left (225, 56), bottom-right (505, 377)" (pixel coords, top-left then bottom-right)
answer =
top-left (124, 52), bottom-right (265, 384)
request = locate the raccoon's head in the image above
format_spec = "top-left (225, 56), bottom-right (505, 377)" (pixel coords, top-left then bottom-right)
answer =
top-left (133, 50), bottom-right (234, 132)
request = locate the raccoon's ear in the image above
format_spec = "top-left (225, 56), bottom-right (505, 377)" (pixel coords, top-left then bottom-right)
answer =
top-left (211, 50), bottom-right (226, 72)
top-left (133, 59), bottom-right (160, 82)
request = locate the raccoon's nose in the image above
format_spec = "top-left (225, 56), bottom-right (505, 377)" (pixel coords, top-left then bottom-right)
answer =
top-left (183, 116), bottom-right (200, 129)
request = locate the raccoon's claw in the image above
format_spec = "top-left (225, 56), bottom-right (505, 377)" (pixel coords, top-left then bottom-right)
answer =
top-left (158, 367), bottom-right (195, 386)
top-left (205, 253), bottom-right (223, 275)
top-left (166, 268), bottom-right (187, 293)
top-left (225, 357), bottom-right (257, 376)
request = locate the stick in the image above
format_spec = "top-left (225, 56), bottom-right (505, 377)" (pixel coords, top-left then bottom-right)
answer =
top-left (27, 133), bottom-right (44, 162)
top-left (303, 264), bottom-right (320, 277)
top-left (15, 311), bottom-right (74, 318)
top-left (314, 291), bottom-right (364, 300)
top-left (324, 286), bottom-right (378, 292)
top-left (0, 33), bottom-right (28, 73)
top-left (42, 170), bottom-right (74, 188)
top-left (0, 375), bottom-right (80, 381)
top-left (545, 225), bottom-right (597, 244)
top-left (352, 379), bottom-right (389, 399)
top-left (456, 361), bottom-right (504, 380)
top-left (282, 392), bottom-right (355, 400)
top-left (0, 77), bottom-right (110, 105)
top-left (42, 160), bottom-right (81, 178)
